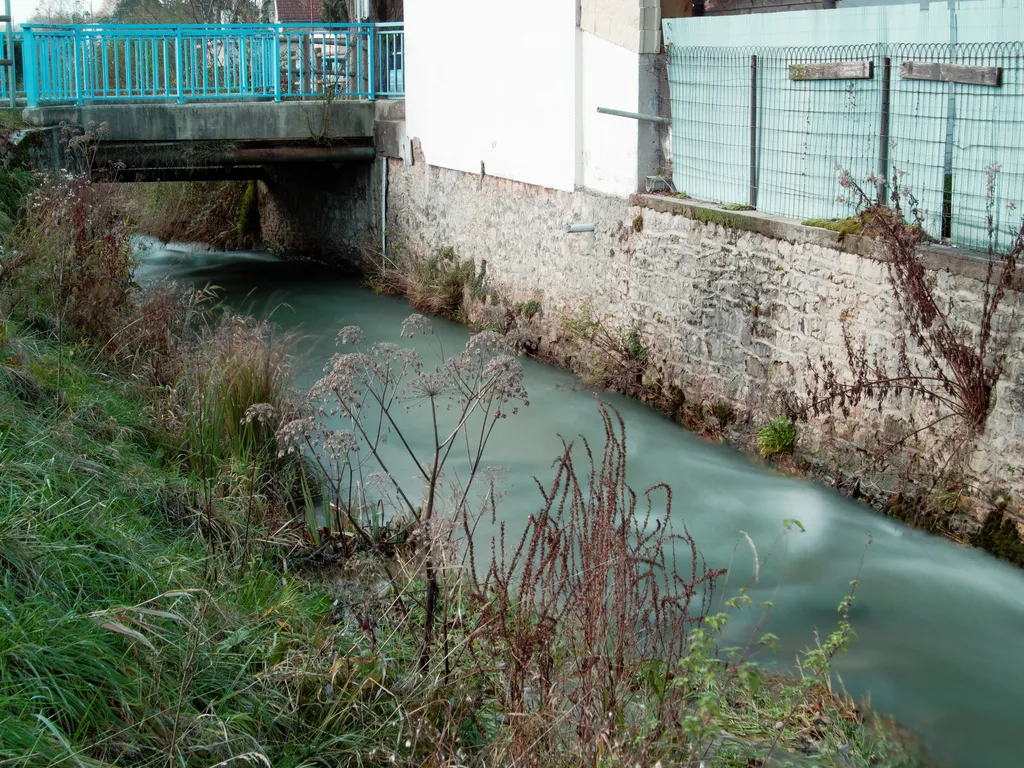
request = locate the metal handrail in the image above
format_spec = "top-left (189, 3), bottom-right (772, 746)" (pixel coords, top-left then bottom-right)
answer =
top-left (20, 22), bottom-right (403, 107)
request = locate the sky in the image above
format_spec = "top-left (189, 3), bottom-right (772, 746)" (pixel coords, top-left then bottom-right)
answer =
top-left (6, 0), bottom-right (106, 25)
top-left (8, 0), bottom-right (38, 25)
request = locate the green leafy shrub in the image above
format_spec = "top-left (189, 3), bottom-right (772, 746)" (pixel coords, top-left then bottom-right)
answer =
top-left (973, 510), bottom-right (1024, 567)
top-left (758, 417), bottom-right (796, 457)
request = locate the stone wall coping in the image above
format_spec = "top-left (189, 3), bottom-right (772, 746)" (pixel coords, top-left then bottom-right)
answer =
top-left (634, 193), bottom-right (1019, 289)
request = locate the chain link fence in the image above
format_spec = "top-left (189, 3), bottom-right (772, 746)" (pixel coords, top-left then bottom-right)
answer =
top-left (667, 41), bottom-right (1024, 251)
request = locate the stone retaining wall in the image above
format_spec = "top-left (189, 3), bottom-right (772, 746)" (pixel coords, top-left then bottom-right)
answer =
top-left (259, 162), bottom-right (377, 267)
top-left (385, 147), bottom-right (1024, 510)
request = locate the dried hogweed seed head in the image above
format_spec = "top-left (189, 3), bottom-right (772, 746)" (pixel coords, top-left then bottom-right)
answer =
top-left (241, 402), bottom-right (277, 427)
top-left (337, 326), bottom-right (364, 346)
top-left (276, 415), bottom-right (316, 456)
top-left (401, 314), bottom-right (434, 338)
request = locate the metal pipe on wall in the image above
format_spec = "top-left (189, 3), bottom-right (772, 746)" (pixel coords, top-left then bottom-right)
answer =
top-left (596, 106), bottom-right (671, 125)
top-left (380, 154), bottom-right (387, 268)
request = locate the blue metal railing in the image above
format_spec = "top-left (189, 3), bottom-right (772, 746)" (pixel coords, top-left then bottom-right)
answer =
top-left (20, 22), bottom-right (404, 107)
top-left (0, 32), bottom-right (24, 101)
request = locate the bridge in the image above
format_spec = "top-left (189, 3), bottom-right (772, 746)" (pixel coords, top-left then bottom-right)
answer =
top-left (5, 23), bottom-right (406, 179)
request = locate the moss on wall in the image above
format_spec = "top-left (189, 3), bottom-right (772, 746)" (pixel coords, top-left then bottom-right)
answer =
top-left (973, 511), bottom-right (1024, 567)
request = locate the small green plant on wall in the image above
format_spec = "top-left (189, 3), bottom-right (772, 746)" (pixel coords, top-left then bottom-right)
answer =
top-left (758, 417), bottom-right (796, 457)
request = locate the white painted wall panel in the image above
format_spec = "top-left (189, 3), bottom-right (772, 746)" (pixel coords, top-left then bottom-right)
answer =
top-left (662, 0), bottom-right (1024, 48)
top-left (580, 31), bottom-right (640, 197)
top-left (405, 0), bottom-right (578, 191)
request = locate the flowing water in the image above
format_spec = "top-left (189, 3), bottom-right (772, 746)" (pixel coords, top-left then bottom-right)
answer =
top-left (138, 241), bottom-right (1024, 768)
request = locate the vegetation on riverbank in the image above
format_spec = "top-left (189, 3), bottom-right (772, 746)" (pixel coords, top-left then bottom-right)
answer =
top-left (0, 159), bottom-right (939, 766)
top-left (109, 179), bottom-right (262, 251)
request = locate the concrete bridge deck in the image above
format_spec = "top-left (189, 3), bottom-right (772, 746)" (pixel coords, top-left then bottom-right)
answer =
top-left (22, 99), bottom-right (395, 142)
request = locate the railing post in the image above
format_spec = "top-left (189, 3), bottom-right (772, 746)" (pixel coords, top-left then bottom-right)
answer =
top-left (367, 24), bottom-right (375, 100)
top-left (877, 56), bottom-right (892, 205)
top-left (3, 0), bottom-right (15, 108)
top-left (273, 25), bottom-right (281, 102)
top-left (299, 28), bottom-right (309, 95)
top-left (72, 26), bottom-right (82, 105)
top-left (174, 25), bottom-right (183, 104)
top-left (22, 26), bottom-right (38, 107)
top-left (397, 27), bottom-right (404, 95)
top-left (748, 54), bottom-right (758, 210)
top-left (239, 32), bottom-right (248, 95)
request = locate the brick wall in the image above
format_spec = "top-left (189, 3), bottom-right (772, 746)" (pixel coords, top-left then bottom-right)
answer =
top-left (259, 163), bottom-right (377, 267)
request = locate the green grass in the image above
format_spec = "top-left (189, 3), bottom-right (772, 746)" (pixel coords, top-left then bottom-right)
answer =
top-left (0, 327), bottom-right (388, 767)
top-left (758, 417), bottom-right (797, 457)
top-left (0, 109), bottom-right (26, 130)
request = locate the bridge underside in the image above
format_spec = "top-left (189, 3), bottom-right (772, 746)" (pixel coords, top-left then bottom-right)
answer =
top-left (93, 139), bottom-right (375, 182)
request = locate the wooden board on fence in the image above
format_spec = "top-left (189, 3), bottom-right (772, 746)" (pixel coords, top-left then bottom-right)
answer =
top-left (899, 61), bottom-right (1002, 87)
top-left (789, 61), bottom-right (873, 81)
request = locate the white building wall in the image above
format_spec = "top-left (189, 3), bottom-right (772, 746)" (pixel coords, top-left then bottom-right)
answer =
top-left (404, 0), bottom-right (579, 192)
top-left (404, 0), bottom-right (649, 199)
top-left (580, 31), bottom-right (641, 198)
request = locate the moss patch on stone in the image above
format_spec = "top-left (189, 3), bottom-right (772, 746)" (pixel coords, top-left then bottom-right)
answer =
top-left (973, 511), bottom-right (1024, 567)
top-left (687, 205), bottom-right (763, 231)
top-left (236, 180), bottom-right (260, 241)
top-left (802, 216), bottom-right (864, 240)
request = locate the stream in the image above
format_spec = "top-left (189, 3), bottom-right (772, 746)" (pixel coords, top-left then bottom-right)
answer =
top-left (137, 240), bottom-right (1024, 768)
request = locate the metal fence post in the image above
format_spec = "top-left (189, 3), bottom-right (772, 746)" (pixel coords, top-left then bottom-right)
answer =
top-left (22, 26), bottom-right (37, 107)
top-left (749, 54), bottom-right (758, 210)
top-left (877, 55), bottom-right (892, 204)
top-left (2, 0), bottom-right (14, 108)
top-left (239, 32), bottom-right (248, 95)
top-left (367, 24), bottom-right (376, 100)
top-left (273, 26), bottom-right (281, 102)
top-left (300, 29), bottom-right (310, 95)
top-left (72, 26), bottom-right (82, 105)
top-left (174, 26), bottom-right (183, 103)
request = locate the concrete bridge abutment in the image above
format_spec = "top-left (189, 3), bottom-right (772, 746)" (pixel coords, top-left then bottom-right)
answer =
top-left (256, 99), bottom-right (406, 269)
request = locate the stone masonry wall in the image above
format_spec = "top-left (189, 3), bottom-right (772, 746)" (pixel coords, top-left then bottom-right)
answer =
top-left (386, 150), bottom-right (1024, 508)
top-left (259, 162), bottom-right (378, 269)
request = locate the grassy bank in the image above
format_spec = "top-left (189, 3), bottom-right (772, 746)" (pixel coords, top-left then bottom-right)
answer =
top-left (0, 327), bottom-right (340, 765)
